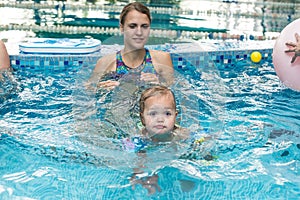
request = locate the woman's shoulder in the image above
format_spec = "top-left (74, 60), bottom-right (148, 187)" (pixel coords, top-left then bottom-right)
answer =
top-left (94, 53), bottom-right (116, 73)
top-left (149, 49), bottom-right (170, 58)
top-left (149, 50), bottom-right (172, 68)
top-left (97, 53), bottom-right (116, 65)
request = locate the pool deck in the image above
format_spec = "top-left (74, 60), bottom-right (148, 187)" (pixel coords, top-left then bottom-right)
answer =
top-left (7, 39), bottom-right (275, 71)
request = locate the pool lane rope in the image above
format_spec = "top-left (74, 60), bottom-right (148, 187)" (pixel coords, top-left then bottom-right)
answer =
top-left (0, 2), bottom-right (282, 41)
top-left (0, 24), bottom-right (277, 41)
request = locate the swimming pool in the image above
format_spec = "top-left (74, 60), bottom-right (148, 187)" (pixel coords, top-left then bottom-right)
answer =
top-left (1, 39), bottom-right (299, 199)
top-left (1, 0), bottom-right (300, 199)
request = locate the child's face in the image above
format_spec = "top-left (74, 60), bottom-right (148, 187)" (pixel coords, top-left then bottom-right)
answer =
top-left (141, 94), bottom-right (177, 139)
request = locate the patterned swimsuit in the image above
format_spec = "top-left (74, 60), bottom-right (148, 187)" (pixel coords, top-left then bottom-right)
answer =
top-left (115, 48), bottom-right (156, 79)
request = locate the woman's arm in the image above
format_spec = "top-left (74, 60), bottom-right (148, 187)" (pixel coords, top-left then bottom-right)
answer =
top-left (87, 54), bottom-right (120, 90)
top-left (0, 41), bottom-right (10, 70)
top-left (148, 50), bottom-right (174, 86)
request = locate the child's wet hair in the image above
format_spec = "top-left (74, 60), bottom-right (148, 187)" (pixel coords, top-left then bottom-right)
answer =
top-left (139, 85), bottom-right (176, 115)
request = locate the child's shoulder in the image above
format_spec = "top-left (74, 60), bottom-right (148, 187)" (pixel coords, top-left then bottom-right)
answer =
top-left (173, 126), bottom-right (190, 141)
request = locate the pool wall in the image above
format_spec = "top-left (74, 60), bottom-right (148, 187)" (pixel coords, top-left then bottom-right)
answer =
top-left (9, 40), bottom-right (274, 72)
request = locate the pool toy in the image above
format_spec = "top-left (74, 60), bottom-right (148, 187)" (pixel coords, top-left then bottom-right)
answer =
top-left (273, 18), bottom-right (300, 91)
top-left (250, 51), bottom-right (262, 63)
top-left (19, 38), bottom-right (101, 54)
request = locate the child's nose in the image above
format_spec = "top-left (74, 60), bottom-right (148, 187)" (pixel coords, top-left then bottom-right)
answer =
top-left (156, 115), bottom-right (165, 122)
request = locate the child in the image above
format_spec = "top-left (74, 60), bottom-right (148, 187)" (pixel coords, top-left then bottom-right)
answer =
top-left (139, 85), bottom-right (189, 142)
top-left (128, 85), bottom-right (186, 194)
top-left (122, 85), bottom-right (190, 152)
top-left (128, 85), bottom-right (213, 194)
top-left (123, 85), bottom-right (212, 151)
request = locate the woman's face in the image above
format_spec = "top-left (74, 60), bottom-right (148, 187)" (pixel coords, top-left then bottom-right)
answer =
top-left (120, 10), bottom-right (150, 50)
top-left (141, 94), bottom-right (177, 140)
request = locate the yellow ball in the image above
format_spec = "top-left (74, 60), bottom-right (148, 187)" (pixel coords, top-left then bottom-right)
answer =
top-left (250, 51), bottom-right (262, 63)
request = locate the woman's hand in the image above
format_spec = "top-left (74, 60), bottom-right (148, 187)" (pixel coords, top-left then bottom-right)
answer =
top-left (97, 80), bottom-right (120, 90)
top-left (285, 33), bottom-right (300, 63)
top-left (140, 72), bottom-right (159, 85)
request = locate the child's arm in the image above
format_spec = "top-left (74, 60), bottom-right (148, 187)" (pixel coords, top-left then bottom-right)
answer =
top-left (179, 130), bottom-right (216, 161)
top-left (122, 136), bottom-right (161, 194)
top-left (130, 151), bottom-right (161, 195)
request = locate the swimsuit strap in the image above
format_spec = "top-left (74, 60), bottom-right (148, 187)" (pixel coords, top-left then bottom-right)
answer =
top-left (115, 48), bottom-right (156, 75)
top-left (116, 50), bottom-right (130, 75)
top-left (142, 48), bottom-right (156, 74)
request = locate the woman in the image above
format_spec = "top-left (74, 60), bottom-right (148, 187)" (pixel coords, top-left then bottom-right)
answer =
top-left (0, 40), bottom-right (10, 70)
top-left (89, 2), bottom-right (174, 90)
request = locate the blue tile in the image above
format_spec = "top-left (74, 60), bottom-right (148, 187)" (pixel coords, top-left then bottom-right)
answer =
top-left (9, 42), bottom-right (273, 72)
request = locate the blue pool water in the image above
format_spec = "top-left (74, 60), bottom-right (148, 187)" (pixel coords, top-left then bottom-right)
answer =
top-left (0, 46), bottom-right (299, 199)
top-left (1, 0), bottom-right (300, 199)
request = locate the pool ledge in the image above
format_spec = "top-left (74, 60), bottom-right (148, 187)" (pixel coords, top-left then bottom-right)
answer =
top-left (9, 40), bottom-right (275, 71)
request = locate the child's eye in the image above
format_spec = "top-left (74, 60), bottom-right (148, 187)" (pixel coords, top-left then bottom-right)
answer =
top-left (149, 111), bottom-right (157, 116)
top-left (165, 112), bottom-right (172, 116)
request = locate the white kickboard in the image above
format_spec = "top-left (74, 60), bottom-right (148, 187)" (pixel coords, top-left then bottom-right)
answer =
top-left (19, 38), bottom-right (101, 54)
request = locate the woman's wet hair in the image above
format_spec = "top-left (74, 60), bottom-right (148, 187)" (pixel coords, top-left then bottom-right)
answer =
top-left (120, 2), bottom-right (152, 25)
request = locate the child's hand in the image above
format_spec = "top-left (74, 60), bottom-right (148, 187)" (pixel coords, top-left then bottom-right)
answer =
top-left (130, 174), bottom-right (161, 195)
top-left (140, 72), bottom-right (159, 85)
top-left (285, 33), bottom-right (300, 63)
top-left (97, 80), bottom-right (120, 90)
